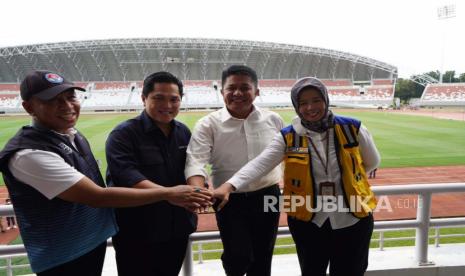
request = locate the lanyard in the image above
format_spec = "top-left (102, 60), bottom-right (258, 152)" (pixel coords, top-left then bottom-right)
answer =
top-left (307, 130), bottom-right (330, 176)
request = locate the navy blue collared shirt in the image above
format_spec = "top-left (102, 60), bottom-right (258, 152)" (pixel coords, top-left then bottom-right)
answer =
top-left (106, 111), bottom-right (196, 241)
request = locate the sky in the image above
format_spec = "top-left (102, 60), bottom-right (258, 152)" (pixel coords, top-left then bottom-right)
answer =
top-left (1, 0), bottom-right (463, 78)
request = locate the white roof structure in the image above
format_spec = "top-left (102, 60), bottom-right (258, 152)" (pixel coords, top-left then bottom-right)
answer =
top-left (0, 38), bottom-right (397, 82)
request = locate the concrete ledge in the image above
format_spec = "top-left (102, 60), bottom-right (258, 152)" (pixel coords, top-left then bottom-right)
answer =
top-left (367, 243), bottom-right (465, 276)
top-left (101, 243), bottom-right (465, 276)
top-left (367, 266), bottom-right (465, 276)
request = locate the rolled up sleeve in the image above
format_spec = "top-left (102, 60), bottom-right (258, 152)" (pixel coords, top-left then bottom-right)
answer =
top-left (185, 119), bottom-right (213, 179)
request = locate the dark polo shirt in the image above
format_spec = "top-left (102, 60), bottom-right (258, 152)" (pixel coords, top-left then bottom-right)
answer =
top-left (105, 111), bottom-right (196, 242)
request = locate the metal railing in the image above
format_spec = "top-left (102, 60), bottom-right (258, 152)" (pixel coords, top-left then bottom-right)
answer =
top-left (182, 182), bottom-right (465, 275)
top-left (188, 227), bottom-right (465, 264)
top-left (0, 182), bottom-right (464, 276)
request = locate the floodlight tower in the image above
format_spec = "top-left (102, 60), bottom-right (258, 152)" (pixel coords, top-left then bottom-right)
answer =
top-left (437, 3), bottom-right (456, 83)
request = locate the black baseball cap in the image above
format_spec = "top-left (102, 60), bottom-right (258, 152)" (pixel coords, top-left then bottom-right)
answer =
top-left (20, 70), bottom-right (85, 101)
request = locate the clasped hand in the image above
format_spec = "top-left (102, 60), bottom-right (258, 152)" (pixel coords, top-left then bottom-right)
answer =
top-left (167, 185), bottom-right (214, 212)
top-left (169, 183), bottom-right (236, 213)
top-left (212, 182), bottom-right (235, 211)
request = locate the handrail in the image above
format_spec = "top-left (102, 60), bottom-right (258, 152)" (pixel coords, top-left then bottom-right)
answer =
top-left (189, 228), bottom-right (465, 260)
top-left (0, 182), bottom-right (464, 276)
top-left (371, 182), bottom-right (465, 194)
top-left (183, 182), bottom-right (465, 275)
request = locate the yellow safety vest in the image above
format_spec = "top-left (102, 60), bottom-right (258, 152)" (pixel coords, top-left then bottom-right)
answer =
top-left (281, 117), bottom-right (377, 221)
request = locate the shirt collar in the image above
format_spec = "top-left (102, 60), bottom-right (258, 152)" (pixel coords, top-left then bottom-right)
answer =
top-left (140, 110), bottom-right (178, 133)
top-left (219, 104), bottom-right (260, 123)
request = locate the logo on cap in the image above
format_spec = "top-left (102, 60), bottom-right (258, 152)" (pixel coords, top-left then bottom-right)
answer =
top-left (44, 73), bottom-right (64, 84)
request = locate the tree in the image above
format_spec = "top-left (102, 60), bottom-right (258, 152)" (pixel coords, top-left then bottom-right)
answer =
top-left (459, 73), bottom-right (465, 83)
top-left (394, 70), bottom-right (465, 103)
top-left (413, 70), bottom-right (464, 83)
top-left (425, 71), bottom-right (440, 81)
top-left (395, 78), bottom-right (423, 103)
top-left (441, 71), bottom-right (459, 83)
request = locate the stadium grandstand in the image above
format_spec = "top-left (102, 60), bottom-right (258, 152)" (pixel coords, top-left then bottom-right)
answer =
top-left (0, 38), bottom-right (397, 113)
top-left (419, 82), bottom-right (465, 107)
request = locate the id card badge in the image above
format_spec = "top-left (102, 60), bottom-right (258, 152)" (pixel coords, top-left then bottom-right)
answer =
top-left (319, 182), bottom-right (336, 196)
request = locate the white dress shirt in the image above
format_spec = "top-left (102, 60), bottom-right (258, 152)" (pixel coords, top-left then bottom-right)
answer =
top-left (185, 105), bottom-right (284, 192)
top-left (228, 116), bottom-right (381, 229)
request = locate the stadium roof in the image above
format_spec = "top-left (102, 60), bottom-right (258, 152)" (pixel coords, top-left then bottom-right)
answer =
top-left (0, 38), bottom-right (397, 82)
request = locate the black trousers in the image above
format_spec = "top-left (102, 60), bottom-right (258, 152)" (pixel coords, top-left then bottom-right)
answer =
top-left (112, 235), bottom-right (188, 276)
top-left (288, 214), bottom-right (374, 276)
top-left (215, 184), bottom-right (280, 276)
top-left (37, 242), bottom-right (107, 276)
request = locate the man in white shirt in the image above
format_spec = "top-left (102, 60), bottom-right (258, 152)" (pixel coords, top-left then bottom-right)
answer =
top-left (185, 65), bottom-right (283, 276)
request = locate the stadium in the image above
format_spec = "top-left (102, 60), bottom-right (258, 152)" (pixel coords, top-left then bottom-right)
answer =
top-left (0, 37), bottom-right (401, 112)
top-left (2, 38), bottom-right (465, 113)
top-left (1, 38), bottom-right (465, 276)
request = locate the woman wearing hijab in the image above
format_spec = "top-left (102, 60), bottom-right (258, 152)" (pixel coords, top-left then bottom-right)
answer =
top-left (214, 77), bottom-right (380, 276)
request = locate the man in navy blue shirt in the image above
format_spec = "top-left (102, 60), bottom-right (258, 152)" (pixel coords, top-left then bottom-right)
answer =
top-left (106, 71), bottom-right (211, 276)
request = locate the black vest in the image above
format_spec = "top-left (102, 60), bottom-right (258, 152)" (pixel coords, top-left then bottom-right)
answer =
top-left (0, 126), bottom-right (117, 272)
top-left (0, 126), bottom-right (106, 190)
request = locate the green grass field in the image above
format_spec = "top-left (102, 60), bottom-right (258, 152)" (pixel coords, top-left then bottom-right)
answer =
top-left (1, 109), bottom-right (465, 183)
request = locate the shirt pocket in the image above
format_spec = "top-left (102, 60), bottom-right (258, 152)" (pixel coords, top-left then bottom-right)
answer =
top-left (284, 154), bottom-right (309, 193)
top-left (176, 145), bottom-right (188, 163)
top-left (247, 126), bottom-right (279, 153)
top-left (248, 126), bottom-right (278, 138)
top-left (343, 146), bottom-right (363, 172)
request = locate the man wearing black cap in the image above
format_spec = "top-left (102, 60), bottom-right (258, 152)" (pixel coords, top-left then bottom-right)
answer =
top-left (0, 70), bottom-right (211, 276)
